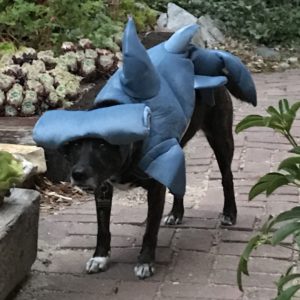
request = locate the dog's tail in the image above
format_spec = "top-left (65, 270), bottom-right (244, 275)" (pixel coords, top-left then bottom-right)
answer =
top-left (190, 47), bottom-right (257, 106)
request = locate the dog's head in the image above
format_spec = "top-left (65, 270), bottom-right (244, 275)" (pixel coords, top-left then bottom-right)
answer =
top-left (59, 138), bottom-right (131, 190)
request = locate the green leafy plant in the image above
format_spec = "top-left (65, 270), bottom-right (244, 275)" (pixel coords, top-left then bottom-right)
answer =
top-left (0, 151), bottom-right (23, 201)
top-left (0, 0), bottom-right (159, 52)
top-left (236, 99), bottom-right (300, 299)
top-left (145, 0), bottom-right (300, 46)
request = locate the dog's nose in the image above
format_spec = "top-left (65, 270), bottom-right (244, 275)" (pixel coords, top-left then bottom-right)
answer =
top-left (72, 168), bottom-right (88, 181)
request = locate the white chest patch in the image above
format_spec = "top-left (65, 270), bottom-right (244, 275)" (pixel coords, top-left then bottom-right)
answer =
top-left (108, 180), bottom-right (134, 191)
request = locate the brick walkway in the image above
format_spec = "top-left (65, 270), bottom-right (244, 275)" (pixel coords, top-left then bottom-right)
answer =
top-left (13, 69), bottom-right (300, 300)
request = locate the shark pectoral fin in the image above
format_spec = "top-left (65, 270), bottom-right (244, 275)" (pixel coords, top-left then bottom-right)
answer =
top-left (139, 139), bottom-right (186, 197)
top-left (214, 50), bottom-right (257, 106)
top-left (194, 75), bottom-right (228, 89)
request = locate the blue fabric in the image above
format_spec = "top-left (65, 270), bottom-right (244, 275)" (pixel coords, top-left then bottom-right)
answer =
top-left (121, 17), bottom-right (160, 99)
top-left (194, 75), bottom-right (228, 89)
top-left (190, 47), bottom-right (257, 106)
top-left (33, 104), bottom-right (151, 149)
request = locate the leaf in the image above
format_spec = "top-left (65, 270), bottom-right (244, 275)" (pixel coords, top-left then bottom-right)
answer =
top-left (266, 175), bottom-right (289, 196)
top-left (275, 284), bottom-right (300, 300)
top-left (279, 157), bottom-right (300, 171)
top-left (290, 102), bottom-right (300, 115)
top-left (279, 100), bottom-right (284, 115)
top-left (276, 273), bottom-right (300, 292)
top-left (237, 234), bottom-right (262, 291)
top-left (267, 207), bottom-right (300, 231)
top-left (290, 146), bottom-right (300, 155)
top-left (283, 99), bottom-right (290, 114)
top-left (235, 115), bottom-right (266, 133)
top-left (249, 173), bottom-right (287, 200)
top-left (271, 221), bottom-right (300, 245)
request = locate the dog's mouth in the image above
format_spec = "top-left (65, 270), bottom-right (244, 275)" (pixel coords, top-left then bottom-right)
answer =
top-left (70, 177), bottom-right (97, 192)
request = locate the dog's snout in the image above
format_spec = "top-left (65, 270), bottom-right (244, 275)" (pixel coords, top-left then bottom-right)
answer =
top-left (72, 168), bottom-right (88, 181)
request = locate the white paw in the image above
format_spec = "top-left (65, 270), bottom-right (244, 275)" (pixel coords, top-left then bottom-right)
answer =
top-left (86, 256), bottom-right (110, 273)
top-left (164, 214), bottom-right (182, 225)
top-left (134, 263), bottom-right (155, 279)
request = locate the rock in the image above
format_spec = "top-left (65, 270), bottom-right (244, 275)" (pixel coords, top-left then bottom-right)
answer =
top-left (0, 144), bottom-right (47, 175)
top-left (0, 188), bottom-right (40, 300)
top-left (162, 3), bottom-right (197, 31)
top-left (288, 57), bottom-right (298, 65)
top-left (194, 15), bottom-right (225, 48)
top-left (156, 4), bottom-right (224, 48)
top-left (256, 46), bottom-right (280, 60)
top-left (157, 13), bottom-right (168, 30)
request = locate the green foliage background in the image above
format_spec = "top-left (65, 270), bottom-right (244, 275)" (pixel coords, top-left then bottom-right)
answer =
top-left (0, 0), bottom-right (157, 52)
top-left (145, 0), bottom-right (300, 45)
top-left (0, 0), bottom-right (299, 52)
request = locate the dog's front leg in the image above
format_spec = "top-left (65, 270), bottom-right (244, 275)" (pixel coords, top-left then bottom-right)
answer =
top-left (134, 180), bottom-right (166, 279)
top-left (86, 182), bottom-right (113, 273)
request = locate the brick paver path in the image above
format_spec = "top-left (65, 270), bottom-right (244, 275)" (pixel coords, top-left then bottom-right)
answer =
top-left (14, 69), bottom-right (300, 300)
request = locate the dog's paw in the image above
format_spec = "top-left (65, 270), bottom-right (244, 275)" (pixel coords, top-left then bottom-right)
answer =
top-left (134, 263), bottom-right (155, 279)
top-left (164, 213), bottom-right (182, 225)
top-left (86, 256), bottom-right (110, 273)
top-left (221, 214), bottom-right (236, 226)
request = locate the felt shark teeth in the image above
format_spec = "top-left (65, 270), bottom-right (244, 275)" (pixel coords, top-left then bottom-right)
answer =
top-left (164, 23), bottom-right (199, 53)
top-left (120, 17), bottom-right (160, 99)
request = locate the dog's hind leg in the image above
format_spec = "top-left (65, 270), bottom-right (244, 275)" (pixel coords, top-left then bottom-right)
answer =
top-left (164, 196), bottom-right (184, 225)
top-left (203, 91), bottom-right (237, 226)
top-left (86, 182), bottom-right (113, 273)
top-left (134, 180), bottom-right (166, 279)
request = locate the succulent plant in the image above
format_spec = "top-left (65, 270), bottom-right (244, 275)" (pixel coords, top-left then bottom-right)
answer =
top-left (0, 40), bottom-right (120, 117)
top-left (7, 83), bottom-right (23, 107)
top-left (0, 73), bottom-right (15, 91)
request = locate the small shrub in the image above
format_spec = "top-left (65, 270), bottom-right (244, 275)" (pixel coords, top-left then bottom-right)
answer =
top-left (236, 99), bottom-right (300, 299)
top-left (0, 0), bottom-right (158, 53)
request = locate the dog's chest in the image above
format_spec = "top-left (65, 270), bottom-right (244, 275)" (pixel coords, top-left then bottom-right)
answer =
top-left (108, 176), bottom-right (138, 191)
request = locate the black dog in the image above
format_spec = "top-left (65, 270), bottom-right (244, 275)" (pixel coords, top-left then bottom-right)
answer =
top-left (60, 86), bottom-right (237, 279)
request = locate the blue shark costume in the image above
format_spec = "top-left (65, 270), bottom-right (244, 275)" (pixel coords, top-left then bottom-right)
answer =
top-left (33, 17), bottom-right (257, 197)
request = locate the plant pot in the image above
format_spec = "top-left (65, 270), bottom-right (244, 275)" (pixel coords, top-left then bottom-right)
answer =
top-left (0, 188), bottom-right (40, 299)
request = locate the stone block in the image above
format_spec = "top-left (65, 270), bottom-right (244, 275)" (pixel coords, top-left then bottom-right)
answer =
top-left (0, 143), bottom-right (46, 174)
top-left (0, 189), bottom-right (40, 300)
